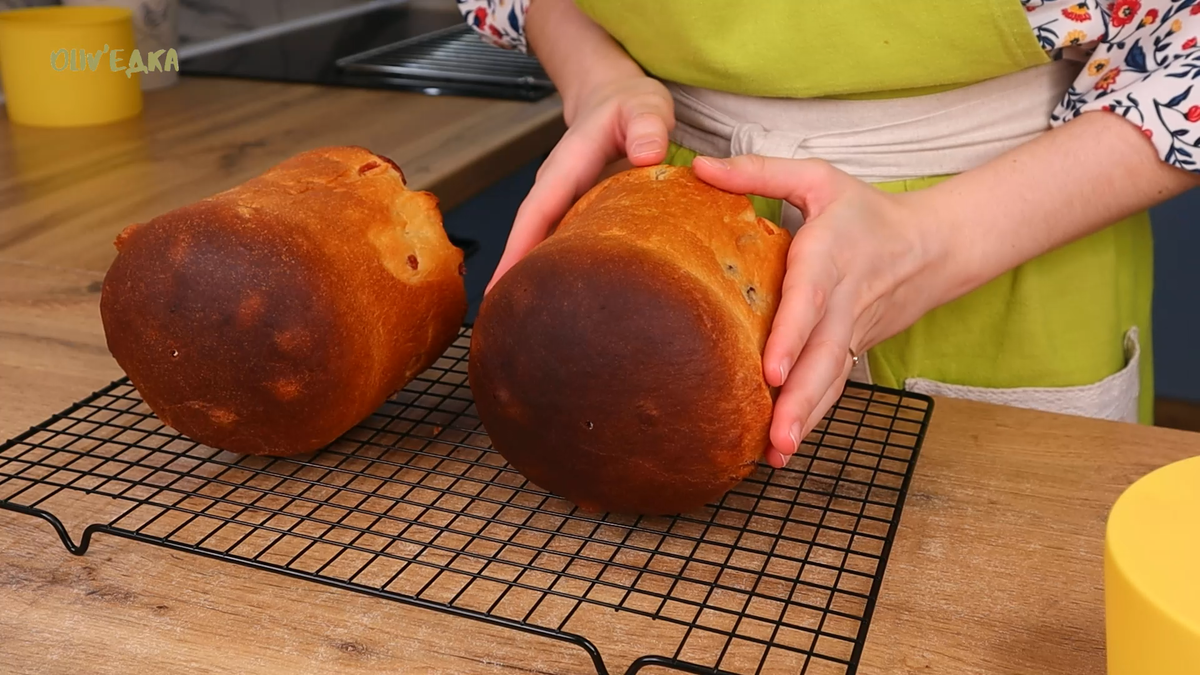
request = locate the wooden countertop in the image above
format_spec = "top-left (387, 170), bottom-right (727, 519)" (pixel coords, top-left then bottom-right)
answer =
top-left (0, 76), bottom-right (564, 273)
top-left (2, 77), bottom-right (1198, 675)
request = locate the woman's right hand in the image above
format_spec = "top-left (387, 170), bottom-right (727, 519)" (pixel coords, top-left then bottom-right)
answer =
top-left (486, 75), bottom-right (675, 292)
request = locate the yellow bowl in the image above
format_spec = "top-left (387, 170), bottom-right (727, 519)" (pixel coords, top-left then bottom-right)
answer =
top-left (0, 7), bottom-right (143, 128)
top-left (1106, 455), bottom-right (1200, 674)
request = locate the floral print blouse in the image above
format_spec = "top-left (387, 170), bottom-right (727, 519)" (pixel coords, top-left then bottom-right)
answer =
top-left (459, 0), bottom-right (1200, 173)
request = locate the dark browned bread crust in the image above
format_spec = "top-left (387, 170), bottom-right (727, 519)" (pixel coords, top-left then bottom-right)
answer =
top-left (469, 165), bottom-right (790, 515)
top-left (100, 146), bottom-right (467, 456)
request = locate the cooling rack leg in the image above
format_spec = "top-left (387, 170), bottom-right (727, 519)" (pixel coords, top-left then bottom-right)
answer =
top-left (0, 502), bottom-right (101, 555)
top-left (0, 494), bottom-right (617, 675)
top-left (624, 656), bottom-right (725, 675)
top-left (1, 506), bottom-right (619, 675)
top-left (93, 529), bottom-right (619, 675)
top-left (571, 635), bottom-right (610, 675)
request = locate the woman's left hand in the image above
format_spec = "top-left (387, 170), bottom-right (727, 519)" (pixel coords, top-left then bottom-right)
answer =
top-left (692, 154), bottom-right (950, 468)
top-left (693, 112), bottom-right (1200, 468)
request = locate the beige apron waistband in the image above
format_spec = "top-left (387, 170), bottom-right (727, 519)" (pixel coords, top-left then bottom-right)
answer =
top-left (666, 59), bottom-right (1079, 190)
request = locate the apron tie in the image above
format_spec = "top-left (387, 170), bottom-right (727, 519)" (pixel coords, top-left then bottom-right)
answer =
top-left (730, 123), bottom-right (808, 160)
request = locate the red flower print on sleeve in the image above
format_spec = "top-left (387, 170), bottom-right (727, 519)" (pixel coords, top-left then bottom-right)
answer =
top-left (1062, 2), bottom-right (1093, 21)
top-left (457, 0), bottom-right (530, 52)
top-left (1110, 0), bottom-right (1142, 27)
top-left (1041, 0), bottom-right (1200, 173)
top-left (1095, 67), bottom-right (1122, 91)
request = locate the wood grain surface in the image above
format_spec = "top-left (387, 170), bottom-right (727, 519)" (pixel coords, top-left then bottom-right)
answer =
top-left (2, 78), bottom-right (1199, 675)
top-left (0, 261), bottom-right (120, 441)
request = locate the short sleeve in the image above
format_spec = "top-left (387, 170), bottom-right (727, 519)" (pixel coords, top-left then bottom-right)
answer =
top-left (1032, 0), bottom-right (1200, 173)
top-left (458, 0), bottom-right (531, 53)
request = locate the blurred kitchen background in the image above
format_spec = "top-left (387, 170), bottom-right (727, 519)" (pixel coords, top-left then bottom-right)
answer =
top-left (1, 0), bottom-right (1196, 420)
top-left (0, 0), bottom-right (450, 44)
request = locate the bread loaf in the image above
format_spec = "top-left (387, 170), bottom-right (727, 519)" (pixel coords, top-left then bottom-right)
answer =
top-left (100, 146), bottom-right (467, 456)
top-left (468, 165), bottom-right (791, 515)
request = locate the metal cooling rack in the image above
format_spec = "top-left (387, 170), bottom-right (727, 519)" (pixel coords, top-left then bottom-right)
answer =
top-left (336, 24), bottom-right (554, 100)
top-left (0, 327), bottom-right (932, 675)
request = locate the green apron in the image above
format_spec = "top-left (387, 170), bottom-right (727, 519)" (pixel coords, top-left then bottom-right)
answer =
top-left (575, 0), bottom-right (1156, 424)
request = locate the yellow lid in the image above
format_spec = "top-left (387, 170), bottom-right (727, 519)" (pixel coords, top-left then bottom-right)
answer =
top-left (1106, 455), bottom-right (1200, 674)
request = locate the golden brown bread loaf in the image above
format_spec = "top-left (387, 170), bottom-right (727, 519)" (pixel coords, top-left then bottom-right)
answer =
top-left (469, 165), bottom-right (791, 515)
top-left (100, 146), bottom-right (467, 456)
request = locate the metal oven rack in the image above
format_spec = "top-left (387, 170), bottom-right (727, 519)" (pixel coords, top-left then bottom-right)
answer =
top-left (336, 24), bottom-right (555, 101)
top-left (0, 327), bottom-right (932, 675)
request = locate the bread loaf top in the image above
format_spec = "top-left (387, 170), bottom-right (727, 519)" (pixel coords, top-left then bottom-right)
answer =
top-left (115, 146), bottom-right (463, 286)
top-left (550, 164), bottom-right (787, 356)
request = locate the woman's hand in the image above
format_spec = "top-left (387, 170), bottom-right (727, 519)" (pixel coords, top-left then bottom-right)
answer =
top-left (487, 76), bottom-right (674, 293)
top-left (484, 0), bottom-right (674, 293)
top-left (692, 155), bottom-right (949, 468)
top-left (693, 112), bottom-right (1199, 468)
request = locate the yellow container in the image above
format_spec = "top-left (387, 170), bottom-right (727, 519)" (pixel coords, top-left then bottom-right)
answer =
top-left (0, 7), bottom-right (143, 127)
top-left (1106, 455), bottom-right (1200, 674)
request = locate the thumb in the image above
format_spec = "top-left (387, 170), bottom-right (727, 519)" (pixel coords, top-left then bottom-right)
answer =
top-left (486, 193), bottom-right (554, 295)
top-left (620, 98), bottom-right (672, 166)
top-left (485, 124), bottom-right (613, 294)
top-left (485, 243), bottom-right (524, 295)
top-left (692, 154), bottom-right (850, 216)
